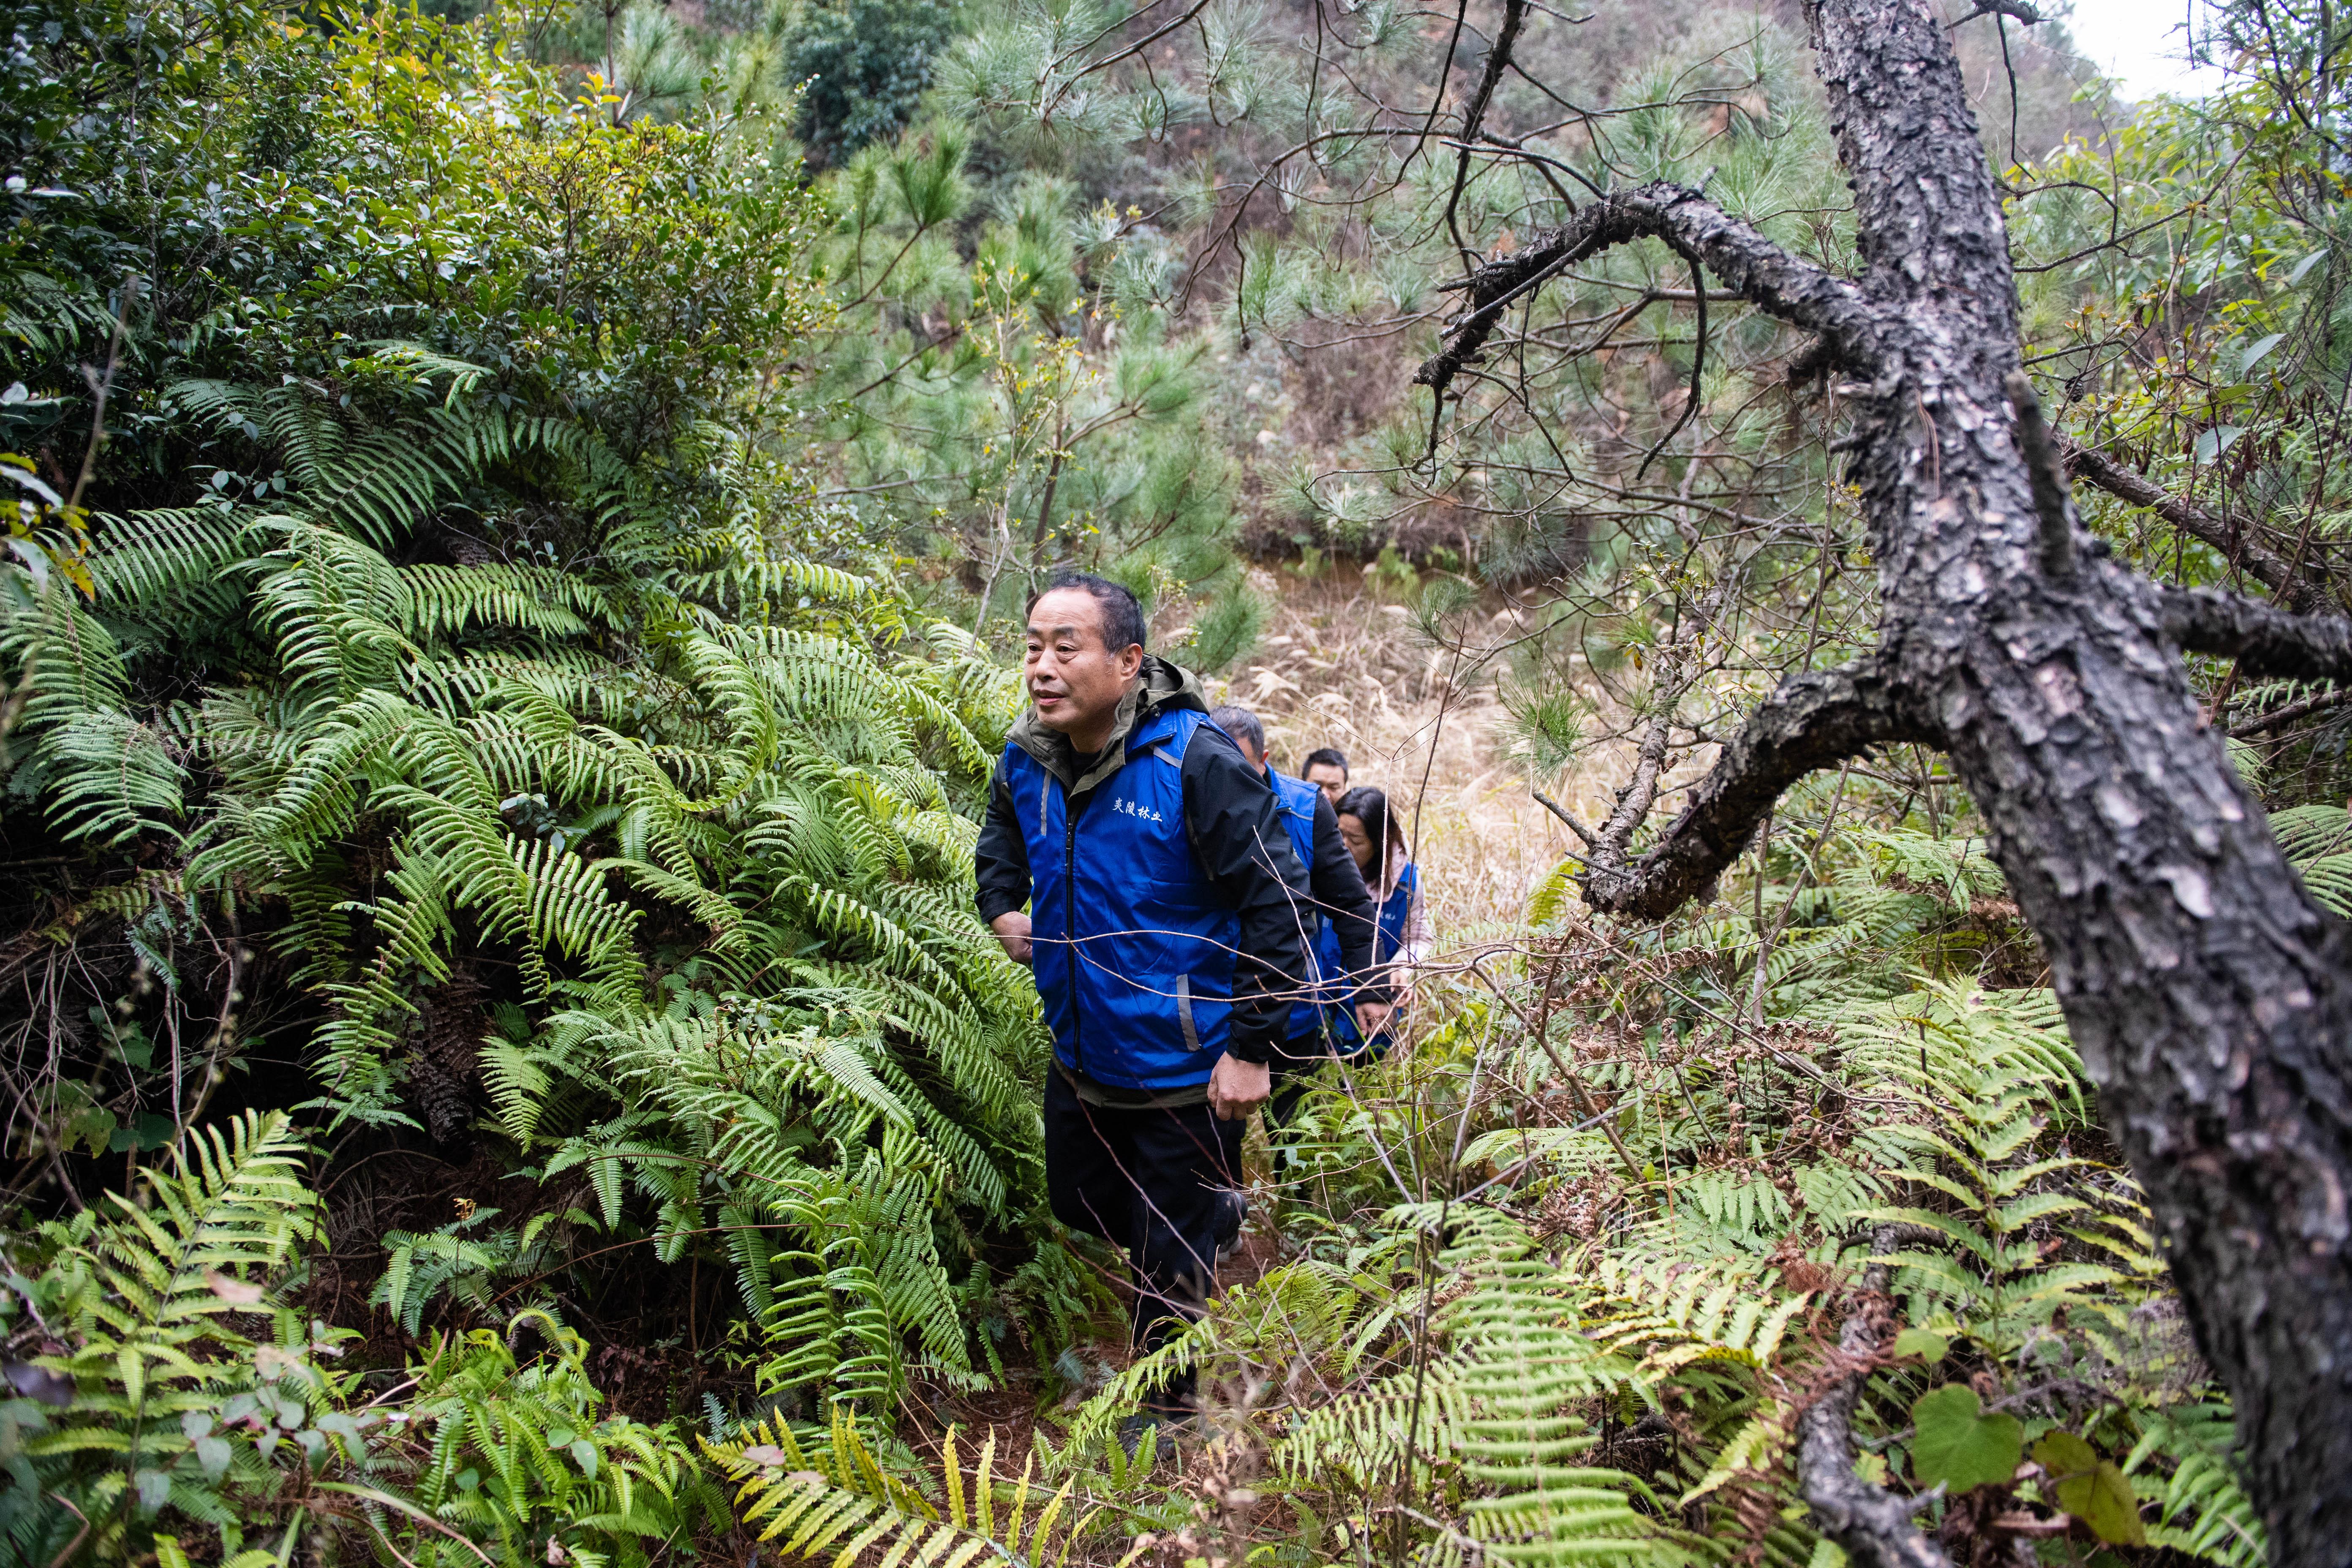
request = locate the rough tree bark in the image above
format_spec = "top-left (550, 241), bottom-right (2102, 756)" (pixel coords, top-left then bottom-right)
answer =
top-left (1418, 0), bottom-right (2352, 1560)
top-left (1797, 1226), bottom-right (1951, 1568)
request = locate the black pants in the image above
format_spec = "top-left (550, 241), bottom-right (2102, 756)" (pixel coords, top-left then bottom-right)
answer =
top-left (1044, 1070), bottom-right (1242, 1413)
top-left (1266, 1032), bottom-right (1332, 1133)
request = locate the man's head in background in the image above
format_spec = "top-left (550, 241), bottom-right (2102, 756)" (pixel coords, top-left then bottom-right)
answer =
top-left (1209, 705), bottom-right (1269, 776)
top-left (1302, 747), bottom-right (1349, 806)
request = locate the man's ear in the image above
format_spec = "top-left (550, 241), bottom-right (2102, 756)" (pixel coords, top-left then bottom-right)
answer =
top-left (1117, 643), bottom-right (1145, 678)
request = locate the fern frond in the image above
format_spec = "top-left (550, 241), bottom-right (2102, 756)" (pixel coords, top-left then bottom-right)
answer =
top-left (705, 1412), bottom-right (1095, 1566)
top-left (66, 1111), bottom-right (319, 1400)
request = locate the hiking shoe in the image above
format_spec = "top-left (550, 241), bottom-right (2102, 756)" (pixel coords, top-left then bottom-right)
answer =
top-left (1212, 1187), bottom-right (1248, 1264)
top-left (1117, 1409), bottom-right (1169, 1467)
top-left (1118, 1403), bottom-right (1203, 1465)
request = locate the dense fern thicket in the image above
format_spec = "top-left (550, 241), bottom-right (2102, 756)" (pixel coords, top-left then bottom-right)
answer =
top-left (0, 4), bottom-right (1086, 1559)
top-left (0, 0), bottom-right (2330, 1564)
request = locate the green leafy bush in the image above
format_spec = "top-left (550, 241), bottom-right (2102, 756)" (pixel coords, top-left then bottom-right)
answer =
top-left (1, 0), bottom-right (1054, 1478)
top-left (1, 1112), bottom-right (328, 1563)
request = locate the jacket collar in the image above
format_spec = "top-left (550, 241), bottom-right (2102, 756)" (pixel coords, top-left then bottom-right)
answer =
top-left (1008, 655), bottom-right (1208, 795)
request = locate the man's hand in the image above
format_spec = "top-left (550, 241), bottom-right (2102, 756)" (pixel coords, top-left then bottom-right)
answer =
top-left (1353, 1000), bottom-right (1393, 1038)
top-left (1207, 1054), bottom-right (1271, 1122)
top-left (990, 911), bottom-right (1034, 965)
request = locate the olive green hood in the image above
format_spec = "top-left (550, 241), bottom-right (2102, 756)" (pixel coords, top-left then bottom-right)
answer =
top-left (1006, 655), bottom-right (1209, 795)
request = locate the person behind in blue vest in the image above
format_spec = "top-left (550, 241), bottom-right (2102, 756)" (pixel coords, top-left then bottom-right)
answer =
top-left (1204, 705), bottom-right (1391, 1132)
top-left (974, 572), bottom-right (1311, 1449)
top-left (1328, 786), bottom-right (1431, 1052)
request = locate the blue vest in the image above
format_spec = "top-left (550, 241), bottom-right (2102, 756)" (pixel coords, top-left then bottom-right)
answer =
top-left (1000, 707), bottom-right (1239, 1091)
top-left (1331, 861), bottom-right (1419, 1055)
top-left (1267, 771), bottom-right (1339, 1043)
top-left (1374, 861), bottom-right (1420, 963)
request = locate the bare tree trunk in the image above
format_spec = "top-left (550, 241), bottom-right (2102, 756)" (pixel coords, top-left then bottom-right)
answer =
top-left (1418, 0), bottom-right (2352, 1557)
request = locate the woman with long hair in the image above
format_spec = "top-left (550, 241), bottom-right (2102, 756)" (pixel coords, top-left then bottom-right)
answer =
top-left (1331, 786), bottom-right (1429, 1049)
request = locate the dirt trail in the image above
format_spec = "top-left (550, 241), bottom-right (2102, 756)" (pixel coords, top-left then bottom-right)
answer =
top-left (1214, 570), bottom-right (1654, 938)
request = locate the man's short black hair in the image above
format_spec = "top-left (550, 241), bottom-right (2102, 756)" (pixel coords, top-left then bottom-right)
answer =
top-left (1302, 746), bottom-right (1350, 778)
top-left (1026, 570), bottom-right (1147, 653)
top-left (1208, 705), bottom-right (1266, 757)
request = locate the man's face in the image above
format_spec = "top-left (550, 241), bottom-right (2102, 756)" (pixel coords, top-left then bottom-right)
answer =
top-left (1304, 762), bottom-right (1347, 805)
top-left (1024, 588), bottom-right (1142, 739)
top-left (1233, 735), bottom-right (1267, 776)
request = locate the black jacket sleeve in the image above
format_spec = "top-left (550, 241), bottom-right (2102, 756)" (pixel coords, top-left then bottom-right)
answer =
top-left (975, 760), bottom-right (1032, 926)
top-left (1309, 794), bottom-right (1388, 1005)
top-left (1179, 724), bottom-right (1310, 1064)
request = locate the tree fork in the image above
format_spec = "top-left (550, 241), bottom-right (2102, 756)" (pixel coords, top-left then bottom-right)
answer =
top-left (1421, 0), bottom-right (2352, 1554)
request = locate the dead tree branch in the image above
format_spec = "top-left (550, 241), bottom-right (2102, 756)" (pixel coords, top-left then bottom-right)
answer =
top-left (1414, 183), bottom-right (1881, 406)
top-left (2061, 434), bottom-right (2321, 612)
top-left (1530, 789), bottom-right (1598, 848)
top-left (2228, 684), bottom-right (2352, 738)
top-left (1576, 591), bottom-right (1728, 886)
top-left (1440, 0), bottom-right (1530, 267)
top-left (1947, 0), bottom-right (2041, 25)
top-left (2004, 372), bottom-right (2074, 580)
top-left (1582, 656), bottom-right (1932, 920)
top-left (1797, 1223), bottom-right (1953, 1568)
top-left (1633, 240), bottom-right (1708, 482)
top-left (2160, 586), bottom-right (2352, 683)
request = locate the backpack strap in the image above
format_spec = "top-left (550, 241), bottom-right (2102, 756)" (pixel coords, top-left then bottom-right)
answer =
top-left (1140, 708), bottom-right (1210, 861)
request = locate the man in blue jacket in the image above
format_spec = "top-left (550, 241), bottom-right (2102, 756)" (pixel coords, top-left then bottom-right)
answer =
top-left (975, 572), bottom-right (1310, 1442)
top-left (1205, 705), bottom-right (1391, 1130)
